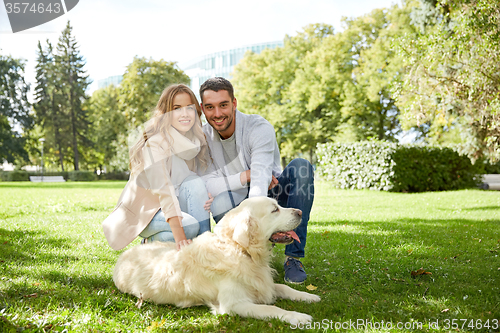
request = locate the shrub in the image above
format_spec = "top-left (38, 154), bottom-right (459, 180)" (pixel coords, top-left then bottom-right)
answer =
top-left (316, 142), bottom-right (482, 192)
top-left (68, 171), bottom-right (96, 182)
top-left (0, 170), bottom-right (30, 181)
top-left (98, 171), bottom-right (129, 180)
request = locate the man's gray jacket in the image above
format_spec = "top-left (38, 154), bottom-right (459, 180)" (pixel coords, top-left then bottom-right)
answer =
top-left (202, 109), bottom-right (282, 198)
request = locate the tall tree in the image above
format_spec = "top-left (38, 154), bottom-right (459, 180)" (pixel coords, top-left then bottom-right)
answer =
top-left (233, 24), bottom-right (336, 164)
top-left (85, 84), bottom-right (127, 171)
top-left (0, 54), bottom-right (32, 164)
top-left (55, 21), bottom-right (91, 170)
top-left (119, 57), bottom-right (190, 127)
top-left (34, 40), bottom-right (70, 170)
top-left (393, 0), bottom-right (500, 161)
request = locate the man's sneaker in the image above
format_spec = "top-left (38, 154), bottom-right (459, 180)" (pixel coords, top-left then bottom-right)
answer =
top-left (284, 257), bottom-right (307, 284)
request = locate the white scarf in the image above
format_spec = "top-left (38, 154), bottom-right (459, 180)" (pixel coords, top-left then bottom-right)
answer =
top-left (167, 127), bottom-right (201, 194)
top-left (168, 127), bottom-right (201, 161)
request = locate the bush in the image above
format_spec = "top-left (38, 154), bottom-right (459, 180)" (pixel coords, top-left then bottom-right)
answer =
top-left (98, 171), bottom-right (129, 180)
top-left (0, 170), bottom-right (30, 181)
top-left (482, 160), bottom-right (500, 174)
top-left (316, 142), bottom-right (483, 192)
top-left (68, 171), bottom-right (96, 182)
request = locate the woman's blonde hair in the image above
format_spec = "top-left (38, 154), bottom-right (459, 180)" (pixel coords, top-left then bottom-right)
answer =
top-left (128, 84), bottom-right (208, 175)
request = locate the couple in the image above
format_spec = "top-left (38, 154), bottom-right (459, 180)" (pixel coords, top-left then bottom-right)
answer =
top-left (102, 78), bottom-right (314, 284)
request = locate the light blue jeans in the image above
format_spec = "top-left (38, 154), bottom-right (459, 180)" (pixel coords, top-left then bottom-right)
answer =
top-left (139, 175), bottom-right (210, 242)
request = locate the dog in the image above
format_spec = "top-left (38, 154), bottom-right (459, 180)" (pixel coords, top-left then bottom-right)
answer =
top-left (113, 196), bottom-right (320, 325)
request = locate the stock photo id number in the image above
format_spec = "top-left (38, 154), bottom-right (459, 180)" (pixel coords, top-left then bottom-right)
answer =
top-left (2, 0), bottom-right (79, 33)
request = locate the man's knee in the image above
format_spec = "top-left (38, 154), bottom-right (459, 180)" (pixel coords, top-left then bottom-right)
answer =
top-left (286, 158), bottom-right (314, 181)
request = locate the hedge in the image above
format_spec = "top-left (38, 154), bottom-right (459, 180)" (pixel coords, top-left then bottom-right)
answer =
top-left (68, 171), bottom-right (96, 182)
top-left (0, 170), bottom-right (30, 181)
top-left (316, 142), bottom-right (483, 192)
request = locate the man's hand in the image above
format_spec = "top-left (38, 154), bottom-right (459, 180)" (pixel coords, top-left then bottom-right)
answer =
top-left (204, 192), bottom-right (214, 212)
top-left (268, 175), bottom-right (278, 190)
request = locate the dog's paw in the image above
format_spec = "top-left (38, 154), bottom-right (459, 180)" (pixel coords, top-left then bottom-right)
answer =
top-left (282, 311), bottom-right (313, 325)
top-left (302, 293), bottom-right (321, 303)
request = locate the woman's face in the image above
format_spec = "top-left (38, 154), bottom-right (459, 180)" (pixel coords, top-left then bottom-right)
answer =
top-left (170, 93), bottom-right (197, 135)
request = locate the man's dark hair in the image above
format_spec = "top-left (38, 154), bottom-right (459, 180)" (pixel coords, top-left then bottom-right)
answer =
top-left (199, 77), bottom-right (235, 103)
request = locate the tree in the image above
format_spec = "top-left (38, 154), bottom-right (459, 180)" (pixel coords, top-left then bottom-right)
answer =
top-left (56, 21), bottom-right (91, 170)
top-left (233, 24), bottom-right (336, 164)
top-left (119, 57), bottom-right (190, 127)
top-left (393, 0), bottom-right (500, 161)
top-left (85, 84), bottom-right (127, 171)
top-left (33, 21), bottom-right (91, 171)
top-left (34, 40), bottom-right (70, 170)
top-left (233, 13), bottom-right (408, 162)
top-left (0, 54), bottom-right (32, 164)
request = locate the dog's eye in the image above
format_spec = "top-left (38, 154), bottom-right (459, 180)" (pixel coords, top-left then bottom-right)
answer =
top-left (272, 207), bottom-right (279, 213)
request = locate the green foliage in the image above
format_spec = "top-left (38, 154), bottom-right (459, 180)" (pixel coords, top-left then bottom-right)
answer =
top-left (84, 85), bottom-right (127, 171)
top-left (68, 170), bottom-right (96, 181)
top-left (317, 141), bottom-right (482, 192)
top-left (98, 171), bottom-right (129, 181)
top-left (119, 57), bottom-right (190, 127)
top-left (0, 170), bottom-right (29, 181)
top-left (392, 0), bottom-right (500, 161)
top-left (233, 9), bottom-right (410, 160)
top-left (0, 54), bottom-right (32, 164)
top-left (33, 21), bottom-right (91, 171)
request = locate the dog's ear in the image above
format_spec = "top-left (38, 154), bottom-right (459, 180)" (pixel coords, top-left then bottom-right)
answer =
top-left (232, 212), bottom-right (251, 249)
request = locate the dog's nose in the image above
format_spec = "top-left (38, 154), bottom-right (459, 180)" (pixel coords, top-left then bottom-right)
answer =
top-left (295, 209), bottom-right (302, 217)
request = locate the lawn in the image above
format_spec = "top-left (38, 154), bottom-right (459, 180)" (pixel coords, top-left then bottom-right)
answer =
top-left (0, 181), bottom-right (498, 332)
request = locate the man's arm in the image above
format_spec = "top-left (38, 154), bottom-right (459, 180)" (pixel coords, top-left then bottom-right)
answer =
top-left (199, 152), bottom-right (247, 197)
top-left (247, 122), bottom-right (277, 197)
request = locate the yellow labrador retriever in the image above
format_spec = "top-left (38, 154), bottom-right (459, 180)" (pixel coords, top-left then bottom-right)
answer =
top-left (113, 197), bottom-right (320, 325)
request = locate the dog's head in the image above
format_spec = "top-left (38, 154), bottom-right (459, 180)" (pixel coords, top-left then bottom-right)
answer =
top-left (215, 197), bottom-right (302, 260)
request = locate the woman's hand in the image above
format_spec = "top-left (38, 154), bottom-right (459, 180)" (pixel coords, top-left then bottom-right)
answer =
top-left (176, 239), bottom-right (192, 251)
top-left (204, 192), bottom-right (214, 212)
top-left (168, 216), bottom-right (192, 251)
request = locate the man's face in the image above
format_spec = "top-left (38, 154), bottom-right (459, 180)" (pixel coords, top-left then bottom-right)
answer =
top-left (201, 90), bottom-right (237, 139)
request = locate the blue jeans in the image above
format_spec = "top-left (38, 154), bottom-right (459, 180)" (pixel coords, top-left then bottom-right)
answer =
top-left (210, 158), bottom-right (314, 258)
top-left (139, 175), bottom-right (210, 242)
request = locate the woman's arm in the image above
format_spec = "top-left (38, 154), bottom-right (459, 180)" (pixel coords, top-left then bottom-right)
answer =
top-left (168, 216), bottom-right (191, 250)
top-left (143, 136), bottom-right (190, 250)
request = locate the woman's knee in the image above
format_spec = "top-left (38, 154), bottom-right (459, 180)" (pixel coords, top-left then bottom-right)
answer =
top-left (180, 176), bottom-right (209, 199)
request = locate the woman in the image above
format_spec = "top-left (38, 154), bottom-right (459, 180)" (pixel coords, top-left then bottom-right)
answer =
top-left (102, 84), bottom-right (211, 251)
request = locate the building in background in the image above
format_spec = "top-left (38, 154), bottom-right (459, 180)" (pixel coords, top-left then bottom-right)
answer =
top-left (179, 41), bottom-right (284, 98)
top-left (93, 41), bottom-right (284, 97)
top-left (97, 75), bottom-right (123, 89)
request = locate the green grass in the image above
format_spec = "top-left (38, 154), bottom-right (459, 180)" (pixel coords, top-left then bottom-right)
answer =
top-left (0, 181), bottom-right (498, 332)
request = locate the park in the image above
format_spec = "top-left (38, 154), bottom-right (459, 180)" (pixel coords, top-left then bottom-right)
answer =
top-left (1, 0), bottom-right (500, 332)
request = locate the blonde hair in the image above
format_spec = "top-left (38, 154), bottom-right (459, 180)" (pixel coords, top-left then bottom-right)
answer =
top-left (129, 84), bottom-right (208, 175)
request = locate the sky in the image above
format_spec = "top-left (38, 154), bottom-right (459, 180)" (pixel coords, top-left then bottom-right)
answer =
top-left (0, 0), bottom-right (400, 95)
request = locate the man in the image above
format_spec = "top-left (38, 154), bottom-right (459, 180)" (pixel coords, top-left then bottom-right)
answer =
top-left (200, 77), bottom-right (314, 284)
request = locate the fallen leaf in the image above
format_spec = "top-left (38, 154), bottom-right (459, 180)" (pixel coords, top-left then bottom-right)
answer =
top-left (33, 283), bottom-right (40, 286)
top-left (306, 284), bottom-right (317, 291)
top-left (411, 268), bottom-right (432, 277)
top-left (366, 260), bottom-right (371, 264)
top-left (441, 308), bottom-right (450, 313)
top-left (23, 293), bottom-right (38, 298)
top-left (268, 323), bottom-right (273, 328)
top-left (321, 230), bottom-right (330, 236)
